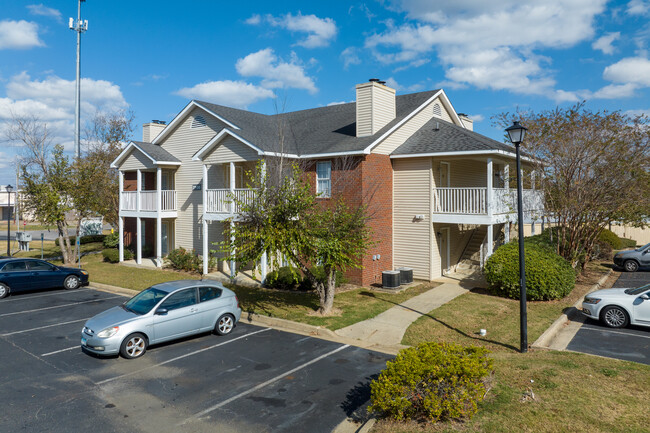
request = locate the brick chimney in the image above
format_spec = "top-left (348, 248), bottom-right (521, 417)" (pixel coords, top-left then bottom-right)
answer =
top-left (356, 79), bottom-right (396, 137)
top-left (142, 120), bottom-right (166, 142)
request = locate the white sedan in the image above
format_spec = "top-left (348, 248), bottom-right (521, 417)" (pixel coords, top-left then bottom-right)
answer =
top-left (582, 283), bottom-right (650, 328)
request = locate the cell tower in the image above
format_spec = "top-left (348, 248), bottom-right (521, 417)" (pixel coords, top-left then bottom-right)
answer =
top-left (69, 0), bottom-right (88, 159)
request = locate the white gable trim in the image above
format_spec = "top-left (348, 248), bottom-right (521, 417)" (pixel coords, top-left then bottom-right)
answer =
top-left (390, 149), bottom-right (535, 163)
top-left (151, 101), bottom-right (240, 145)
top-left (363, 89), bottom-right (465, 154)
top-left (192, 128), bottom-right (264, 161)
top-left (110, 142), bottom-right (183, 169)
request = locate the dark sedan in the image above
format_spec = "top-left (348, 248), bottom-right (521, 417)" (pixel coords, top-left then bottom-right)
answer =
top-left (0, 258), bottom-right (89, 298)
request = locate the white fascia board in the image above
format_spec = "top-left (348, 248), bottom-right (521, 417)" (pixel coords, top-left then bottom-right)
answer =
top-left (152, 100), bottom-right (240, 145)
top-left (437, 89), bottom-right (464, 128)
top-left (192, 128), bottom-right (264, 162)
top-left (363, 90), bottom-right (443, 154)
top-left (261, 150), bottom-right (365, 159)
top-left (155, 161), bottom-right (182, 166)
top-left (110, 142), bottom-right (156, 169)
top-left (390, 149), bottom-right (535, 163)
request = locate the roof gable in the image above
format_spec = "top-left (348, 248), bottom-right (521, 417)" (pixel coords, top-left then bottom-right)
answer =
top-left (111, 141), bottom-right (181, 169)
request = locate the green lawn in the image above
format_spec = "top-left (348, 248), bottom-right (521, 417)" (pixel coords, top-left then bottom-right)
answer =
top-left (371, 264), bottom-right (650, 433)
top-left (1, 240), bottom-right (105, 259)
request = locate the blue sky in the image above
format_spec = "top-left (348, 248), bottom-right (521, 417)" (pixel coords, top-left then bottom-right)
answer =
top-left (1, 0), bottom-right (650, 185)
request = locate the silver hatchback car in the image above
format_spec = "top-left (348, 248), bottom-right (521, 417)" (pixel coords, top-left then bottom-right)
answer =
top-left (81, 280), bottom-right (242, 359)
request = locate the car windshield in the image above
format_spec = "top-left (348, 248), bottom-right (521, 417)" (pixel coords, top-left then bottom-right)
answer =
top-left (124, 288), bottom-right (168, 315)
top-left (624, 283), bottom-right (650, 295)
top-left (636, 243), bottom-right (650, 252)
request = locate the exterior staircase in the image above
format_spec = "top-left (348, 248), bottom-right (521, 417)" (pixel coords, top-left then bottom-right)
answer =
top-left (455, 226), bottom-right (488, 275)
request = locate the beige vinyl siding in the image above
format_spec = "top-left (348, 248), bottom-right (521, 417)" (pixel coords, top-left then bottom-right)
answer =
top-left (356, 88), bottom-right (372, 137)
top-left (373, 97), bottom-right (455, 155)
top-left (158, 107), bottom-right (230, 255)
top-left (356, 82), bottom-right (396, 137)
top-left (432, 158), bottom-right (488, 188)
top-left (204, 135), bottom-right (259, 163)
top-left (393, 157), bottom-right (433, 280)
top-left (120, 149), bottom-right (156, 170)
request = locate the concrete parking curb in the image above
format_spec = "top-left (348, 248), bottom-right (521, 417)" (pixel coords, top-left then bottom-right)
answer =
top-left (90, 281), bottom-right (138, 297)
top-left (532, 269), bottom-right (612, 350)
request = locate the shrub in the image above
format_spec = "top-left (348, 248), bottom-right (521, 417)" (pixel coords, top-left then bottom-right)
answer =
top-left (165, 247), bottom-right (214, 273)
top-left (484, 240), bottom-right (575, 301)
top-left (103, 232), bottom-right (119, 248)
top-left (299, 266), bottom-right (344, 291)
top-left (266, 266), bottom-right (302, 290)
top-left (599, 229), bottom-right (622, 250)
top-left (102, 248), bottom-right (132, 263)
top-left (619, 237), bottom-right (637, 249)
top-left (369, 342), bottom-right (493, 422)
top-left (55, 234), bottom-right (105, 247)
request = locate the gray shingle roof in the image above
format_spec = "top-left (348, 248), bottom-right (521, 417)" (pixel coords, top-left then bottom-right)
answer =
top-left (196, 90), bottom-right (441, 155)
top-left (132, 141), bottom-right (181, 163)
top-left (392, 118), bottom-right (517, 156)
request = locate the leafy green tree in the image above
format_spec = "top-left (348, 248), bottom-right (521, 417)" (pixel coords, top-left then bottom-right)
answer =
top-left (494, 103), bottom-right (650, 268)
top-left (221, 162), bottom-right (373, 315)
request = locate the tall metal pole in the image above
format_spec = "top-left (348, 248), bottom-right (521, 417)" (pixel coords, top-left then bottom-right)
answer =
top-left (70, 1), bottom-right (88, 160)
top-left (6, 186), bottom-right (12, 257)
top-left (515, 143), bottom-right (528, 353)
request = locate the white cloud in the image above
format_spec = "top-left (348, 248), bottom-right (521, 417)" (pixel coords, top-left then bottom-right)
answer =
top-left (341, 47), bottom-right (361, 69)
top-left (27, 4), bottom-right (62, 21)
top-left (468, 114), bottom-right (484, 122)
top-left (625, 108), bottom-right (649, 117)
top-left (327, 101), bottom-right (349, 106)
top-left (592, 32), bottom-right (620, 55)
top-left (175, 80), bottom-right (275, 109)
top-left (627, 0), bottom-right (650, 15)
top-left (603, 56), bottom-right (650, 86)
top-left (590, 83), bottom-right (638, 99)
top-left (235, 48), bottom-right (317, 93)
top-left (250, 12), bottom-right (337, 48)
top-left (0, 20), bottom-right (44, 50)
top-left (384, 77), bottom-right (425, 92)
top-left (367, 1), bottom-right (607, 97)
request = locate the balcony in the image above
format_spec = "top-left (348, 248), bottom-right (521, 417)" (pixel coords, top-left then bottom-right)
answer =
top-left (432, 187), bottom-right (543, 223)
top-left (120, 190), bottom-right (177, 213)
top-left (205, 188), bottom-right (256, 215)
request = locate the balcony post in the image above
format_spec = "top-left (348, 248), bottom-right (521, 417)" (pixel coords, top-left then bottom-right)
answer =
top-left (156, 167), bottom-right (162, 266)
top-left (118, 216), bottom-right (124, 262)
top-left (136, 169), bottom-right (141, 212)
top-left (486, 158), bottom-right (493, 217)
top-left (504, 164), bottom-right (510, 192)
top-left (118, 171), bottom-right (123, 213)
top-left (202, 163), bottom-right (209, 275)
top-left (260, 159), bottom-right (267, 283)
top-left (487, 224), bottom-right (493, 258)
top-left (229, 162), bottom-right (235, 214)
top-left (136, 216), bottom-right (142, 265)
top-left (230, 220), bottom-right (236, 279)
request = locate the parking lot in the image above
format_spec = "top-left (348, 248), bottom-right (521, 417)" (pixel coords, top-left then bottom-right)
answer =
top-left (567, 271), bottom-right (650, 365)
top-left (0, 287), bottom-right (391, 432)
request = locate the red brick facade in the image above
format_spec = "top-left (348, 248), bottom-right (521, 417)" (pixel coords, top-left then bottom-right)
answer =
top-left (306, 154), bottom-right (393, 287)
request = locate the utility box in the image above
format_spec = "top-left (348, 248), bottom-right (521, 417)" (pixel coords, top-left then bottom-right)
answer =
top-left (382, 270), bottom-right (401, 289)
top-left (397, 267), bottom-right (413, 284)
top-left (16, 232), bottom-right (32, 251)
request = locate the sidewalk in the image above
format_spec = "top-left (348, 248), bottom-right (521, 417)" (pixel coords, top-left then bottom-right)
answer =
top-left (334, 274), bottom-right (481, 347)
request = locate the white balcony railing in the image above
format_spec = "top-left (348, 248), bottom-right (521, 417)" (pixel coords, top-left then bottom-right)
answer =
top-left (433, 187), bottom-right (543, 215)
top-left (205, 188), bottom-right (256, 214)
top-left (120, 190), bottom-right (177, 212)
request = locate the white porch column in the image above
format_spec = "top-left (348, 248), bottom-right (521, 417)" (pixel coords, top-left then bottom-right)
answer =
top-left (156, 167), bottom-right (162, 266)
top-left (504, 164), bottom-right (510, 192)
top-left (136, 169), bottom-right (142, 212)
top-left (531, 220), bottom-right (536, 235)
top-left (486, 158), bottom-right (493, 217)
top-left (136, 216), bottom-right (142, 264)
top-left (260, 159), bottom-right (267, 283)
top-left (541, 216), bottom-right (545, 232)
top-left (487, 224), bottom-right (494, 258)
top-left (118, 171), bottom-right (123, 213)
top-left (230, 220), bottom-right (236, 278)
top-left (118, 216), bottom-right (124, 262)
top-left (202, 164), bottom-right (209, 275)
top-left (504, 222), bottom-right (510, 243)
top-left (229, 162), bottom-right (236, 214)
top-left (531, 170), bottom-right (536, 191)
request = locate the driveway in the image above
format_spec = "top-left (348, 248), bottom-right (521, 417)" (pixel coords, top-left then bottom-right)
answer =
top-left (566, 270), bottom-right (650, 365)
top-left (0, 287), bottom-right (390, 432)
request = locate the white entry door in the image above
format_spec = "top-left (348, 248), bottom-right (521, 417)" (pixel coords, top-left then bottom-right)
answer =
top-left (440, 227), bottom-right (450, 275)
top-left (440, 162), bottom-right (450, 187)
top-left (161, 221), bottom-right (170, 256)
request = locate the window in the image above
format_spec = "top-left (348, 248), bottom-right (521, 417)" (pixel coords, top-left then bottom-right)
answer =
top-left (316, 161), bottom-right (331, 197)
top-left (159, 288), bottom-right (197, 311)
top-left (1, 261), bottom-right (27, 272)
top-left (199, 286), bottom-right (222, 302)
top-left (28, 261), bottom-right (55, 271)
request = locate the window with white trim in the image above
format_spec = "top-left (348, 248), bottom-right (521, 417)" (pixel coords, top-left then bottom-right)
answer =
top-left (316, 161), bottom-right (331, 198)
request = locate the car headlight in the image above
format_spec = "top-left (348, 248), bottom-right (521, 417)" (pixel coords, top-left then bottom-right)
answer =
top-left (97, 326), bottom-right (119, 338)
top-left (583, 297), bottom-right (601, 304)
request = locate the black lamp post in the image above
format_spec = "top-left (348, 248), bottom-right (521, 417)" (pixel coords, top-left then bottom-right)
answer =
top-left (505, 121), bottom-right (528, 353)
top-left (6, 184), bottom-right (13, 257)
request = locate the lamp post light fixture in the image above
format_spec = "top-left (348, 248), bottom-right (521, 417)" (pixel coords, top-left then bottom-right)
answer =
top-left (505, 121), bottom-right (528, 353)
top-left (6, 184), bottom-right (13, 257)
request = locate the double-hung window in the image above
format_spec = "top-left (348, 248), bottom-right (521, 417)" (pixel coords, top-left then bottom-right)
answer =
top-left (316, 161), bottom-right (331, 198)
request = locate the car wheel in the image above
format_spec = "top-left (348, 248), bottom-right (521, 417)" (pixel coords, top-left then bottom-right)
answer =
top-left (0, 283), bottom-right (9, 299)
top-left (120, 333), bottom-right (147, 359)
top-left (64, 275), bottom-right (81, 290)
top-left (601, 306), bottom-right (629, 328)
top-left (623, 260), bottom-right (639, 272)
top-left (214, 313), bottom-right (235, 336)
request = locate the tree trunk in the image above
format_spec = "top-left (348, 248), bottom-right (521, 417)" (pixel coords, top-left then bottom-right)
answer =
top-left (317, 267), bottom-right (336, 315)
top-left (56, 221), bottom-right (73, 264)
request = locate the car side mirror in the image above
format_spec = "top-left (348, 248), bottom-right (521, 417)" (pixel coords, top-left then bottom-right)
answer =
top-left (155, 308), bottom-right (168, 315)
top-left (641, 294), bottom-right (650, 300)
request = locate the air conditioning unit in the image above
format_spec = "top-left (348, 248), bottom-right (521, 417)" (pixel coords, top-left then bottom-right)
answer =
top-left (397, 267), bottom-right (413, 284)
top-left (382, 270), bottom-right (401, 289)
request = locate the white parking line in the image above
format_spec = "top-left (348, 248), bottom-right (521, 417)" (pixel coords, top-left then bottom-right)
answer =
top-left (42, 346), bottom-right (79, 357)
top-left (96, 327), bottom-right (272, 386)
top-left (1, 317), bottom-right (90, 337)
top-left (581, 326), bottom-right (650, 340)
top-left (0, 295), bottom-right (124, 317)
top-left (182, 344), bottom-right (350, 425)
top-left (1, 288), bottom-right (92, 302)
